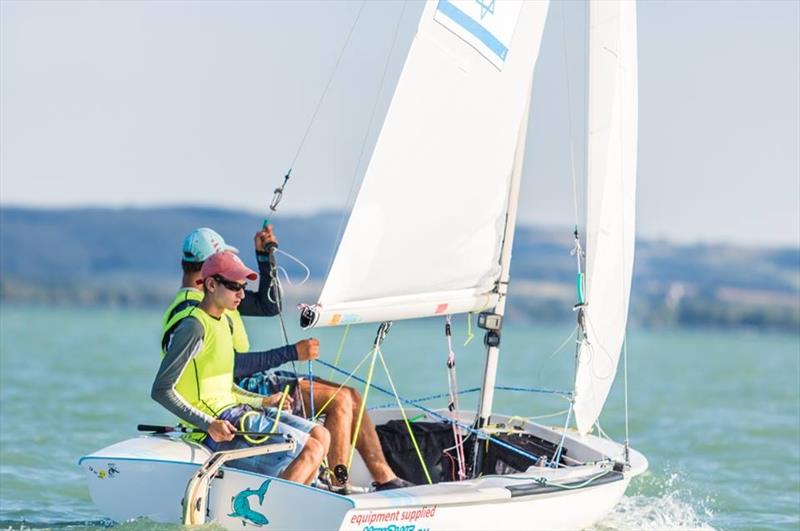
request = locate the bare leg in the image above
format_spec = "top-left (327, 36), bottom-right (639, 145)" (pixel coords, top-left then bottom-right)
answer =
top-left (299, 379), bottom-right (396, 485)
top-left (279, 436), bottom-right (324, 485)
top-left (347, 387), bottom-right (395, 484)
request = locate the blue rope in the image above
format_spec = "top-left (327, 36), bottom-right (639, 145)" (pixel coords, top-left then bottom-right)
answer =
top-left (369, 387), bottom-right (481, 411)
top-left (496, 385), bottom-right (573, 398)
top-left (315, 359), bottom-right (564, 467)
top-left (308, 360), bottom-right (315, 419)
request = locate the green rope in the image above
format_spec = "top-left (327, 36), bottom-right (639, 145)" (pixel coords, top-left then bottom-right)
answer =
top-left (463, 312), bottom-right (475, 346)
top-left (328, 324), bottom-right (351, 381)
top-left (347, 345), bottom-right (380, 470)
top-left (312, 344), bottom-right (374, 422)
top-left (376, 348), bottom-right (433, 485)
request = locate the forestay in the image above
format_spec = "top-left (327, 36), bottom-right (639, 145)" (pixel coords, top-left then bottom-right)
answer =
top-left (304, 0), bottom-right (549, 328)
top-left (573, 0), bottom-right (638, 435)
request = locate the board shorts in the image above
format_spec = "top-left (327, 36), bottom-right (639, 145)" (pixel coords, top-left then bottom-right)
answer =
top-left (203, 404), bottom-right (315, 478)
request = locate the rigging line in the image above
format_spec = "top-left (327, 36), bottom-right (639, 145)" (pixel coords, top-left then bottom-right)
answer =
top-left (328, 324), bottom-right (351, 381)
top-left (505, 409), bottom-right (572, 424)
top-left (318, 359), bottom-right (561, 468)
top-left (323, 0), bottom-right (410, 278)
top-left (273, 248), bottom-right (311, 287)
top-left (369, 387), bottom-right (481, 411)
top-left (536, 325), bottom-right (578, 383)
top-left (288, 0), bottom-right (368, 169)
top-left (560, 0), bottom-right (581, 229)
top-left (551, 402), bottom-right (573, 467)
top-left (623, 335), bottom-right (630, 465)
top-left (313, 343), bottom-right (376, 422)
top-left (377, 345), bottom-right (433, 484)
top-left (445, 315), bottom-right (467, 480)
top-left (463, 313), bottom-right (475, 346)
top-left (366, 383), bottom-right (573, 410)
top-left (347, 323), bottom-right (389, 471)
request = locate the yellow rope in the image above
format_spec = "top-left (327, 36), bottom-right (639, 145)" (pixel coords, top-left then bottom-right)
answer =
top-left (464, 312), bottom-right (475, 346)
top-left (239, 411), bottom-right (268, 444)
top-left (376, 348), bottom-right (433, 485)
top-left (271, 385), bottom-right (291, 433)
top-left (347, 346), bottom-right (379, 470)
top-left (328, 324), bottom-right (350, 381)
top-left (312, 346), bottom-right (375, 422)
top-left (239, 384), bottom-right (290, 444)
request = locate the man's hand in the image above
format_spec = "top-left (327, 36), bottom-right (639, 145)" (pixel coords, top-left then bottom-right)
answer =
top-left (207, 419), bottom-right (236, 443)
top-left (262, 391), bottom-right (295, 411)
top-left (255, 225), bottom-right (278, 253)
top-left (296, 338), bottom-right (320, 361)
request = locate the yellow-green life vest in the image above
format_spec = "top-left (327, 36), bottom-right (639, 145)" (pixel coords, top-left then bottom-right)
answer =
top-left (161, 306), bottom-right (238, 425)
top-left (162, 289), bottom-right (250, 352)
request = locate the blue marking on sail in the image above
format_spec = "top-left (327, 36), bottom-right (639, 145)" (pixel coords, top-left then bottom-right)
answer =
top-left (476, 0), bottom-right (495, 20)
top-left (436, 0), bottom-right (508, 61)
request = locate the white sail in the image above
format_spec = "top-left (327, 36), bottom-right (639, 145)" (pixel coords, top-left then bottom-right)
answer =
top-left (574, 0), bottom-right (638, 435)
top-left (305, 0), bottom-right (549, 328)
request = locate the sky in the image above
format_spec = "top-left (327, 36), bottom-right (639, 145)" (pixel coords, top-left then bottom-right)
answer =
top-left (1, 0), bottom-right (798, 248)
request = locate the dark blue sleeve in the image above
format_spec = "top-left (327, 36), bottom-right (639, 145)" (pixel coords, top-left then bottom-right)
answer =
top-left (238, 251), bottom-right (280, 317)
top-left (233, 344), bottom-right (299, 379)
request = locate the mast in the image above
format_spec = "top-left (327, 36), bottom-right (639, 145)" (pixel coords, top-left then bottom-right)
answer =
top-left (474, 88), bottom-right (533, 434)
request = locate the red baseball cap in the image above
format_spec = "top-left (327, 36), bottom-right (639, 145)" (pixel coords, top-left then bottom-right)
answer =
top-left (198, 251), bottom-right (257, 284)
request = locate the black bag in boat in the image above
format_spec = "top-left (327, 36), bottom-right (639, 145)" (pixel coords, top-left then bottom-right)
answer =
top-left (376, 420), bottom-right (468, 485)
top-left (480, 431), bottom-right (568, 475)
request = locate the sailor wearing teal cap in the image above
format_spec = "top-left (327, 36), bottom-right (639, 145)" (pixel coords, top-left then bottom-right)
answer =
top-left (181, 227), bottom-right (239, 262)
top-left (161, 224), bottom-right (412, 491)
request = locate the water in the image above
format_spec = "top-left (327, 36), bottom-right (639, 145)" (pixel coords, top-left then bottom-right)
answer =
top-left (0, 305), bottom-right (798, 530)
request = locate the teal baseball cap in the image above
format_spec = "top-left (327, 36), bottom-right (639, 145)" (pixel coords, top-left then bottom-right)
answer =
top-left (181, 228), bottom-right (239, 263)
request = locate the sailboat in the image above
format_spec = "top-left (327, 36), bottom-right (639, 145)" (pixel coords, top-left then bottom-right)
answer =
top-left (80, 1), bottom-right (646, 529)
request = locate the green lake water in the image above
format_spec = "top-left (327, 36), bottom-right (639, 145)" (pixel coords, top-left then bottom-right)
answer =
top-left (0, 304), bottom-right (798, 530)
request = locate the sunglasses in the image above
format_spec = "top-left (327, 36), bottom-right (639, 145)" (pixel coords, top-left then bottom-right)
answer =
top-left (212, 275), bottom-right (248, 292)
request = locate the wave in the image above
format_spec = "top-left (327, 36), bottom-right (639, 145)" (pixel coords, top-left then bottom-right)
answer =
top-left (593, 470), bottom-right (715, 530)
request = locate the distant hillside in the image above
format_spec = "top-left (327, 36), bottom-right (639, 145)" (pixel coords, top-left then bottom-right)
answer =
top-left (1, 206), bottom-right (798, 331)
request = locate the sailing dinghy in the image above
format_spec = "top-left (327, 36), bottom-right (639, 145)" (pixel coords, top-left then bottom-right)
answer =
top-left (81, 1), bottom-right (646, 528)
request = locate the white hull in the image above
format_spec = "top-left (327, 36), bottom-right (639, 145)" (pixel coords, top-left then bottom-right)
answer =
top-left (81, 411), bottom-right (647, 530)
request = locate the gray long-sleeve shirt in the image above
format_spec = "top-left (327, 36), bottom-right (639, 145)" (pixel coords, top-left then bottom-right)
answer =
top-left (151, 314), bottom-right (264, 430)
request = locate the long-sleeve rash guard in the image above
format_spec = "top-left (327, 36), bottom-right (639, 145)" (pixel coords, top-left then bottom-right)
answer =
top-left (151, 315), bottom-right (267, 431)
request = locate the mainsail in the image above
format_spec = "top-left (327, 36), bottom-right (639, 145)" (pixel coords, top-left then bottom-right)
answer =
top-left (304, 0), bottom-right (549, 328)
top-left (573, 0), bottom-right (638, 435)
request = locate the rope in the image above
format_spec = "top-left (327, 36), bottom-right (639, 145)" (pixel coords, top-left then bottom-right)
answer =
top-left (444, 316), bottom-right (467, 480)
top-left (324, 0), bottom-right (410, 277)
top-left (369, 387), bottom-right (480, 411)
top-left (463, 312), bottom-right (475, 346)
top-left (240, 384), bottom-right (292, 444)
top-left (317, 360), bottom-right (562, 468)
top-left (559, 1), bottom-right (582, 230)
top-left (287, 0), bottom-right (368, 169)
top-left (239, 411), bottom-right (269, 444)
top-left (312, 344), bottom-right (376, 422)
top-left (308, 359), bottom-right (315, 420)
top-left (622, 334), bottom-right (630, 465)
top-left (551, 402), bottom-right (573, 467)
top-left (346, 323), bottom-right (389, 470)
top-left (329, 324), bottom-right (351, 381)
top-left (377, 346), bottom-right (433, 484)
top-left (536, 325), bottom-right (578, 383)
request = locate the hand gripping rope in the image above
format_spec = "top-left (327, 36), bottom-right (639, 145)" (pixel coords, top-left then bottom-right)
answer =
top-left (261, 171), bottom-right (318, 420)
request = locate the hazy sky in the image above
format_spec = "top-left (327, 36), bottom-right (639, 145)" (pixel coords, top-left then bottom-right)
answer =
top-left (1, 0), bottom-right (798, 247)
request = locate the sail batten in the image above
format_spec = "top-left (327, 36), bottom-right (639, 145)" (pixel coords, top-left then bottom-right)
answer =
top-left (573, 0), bottom-right (638, 435)
top-left (304, 0), bottom-right (550, 328)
